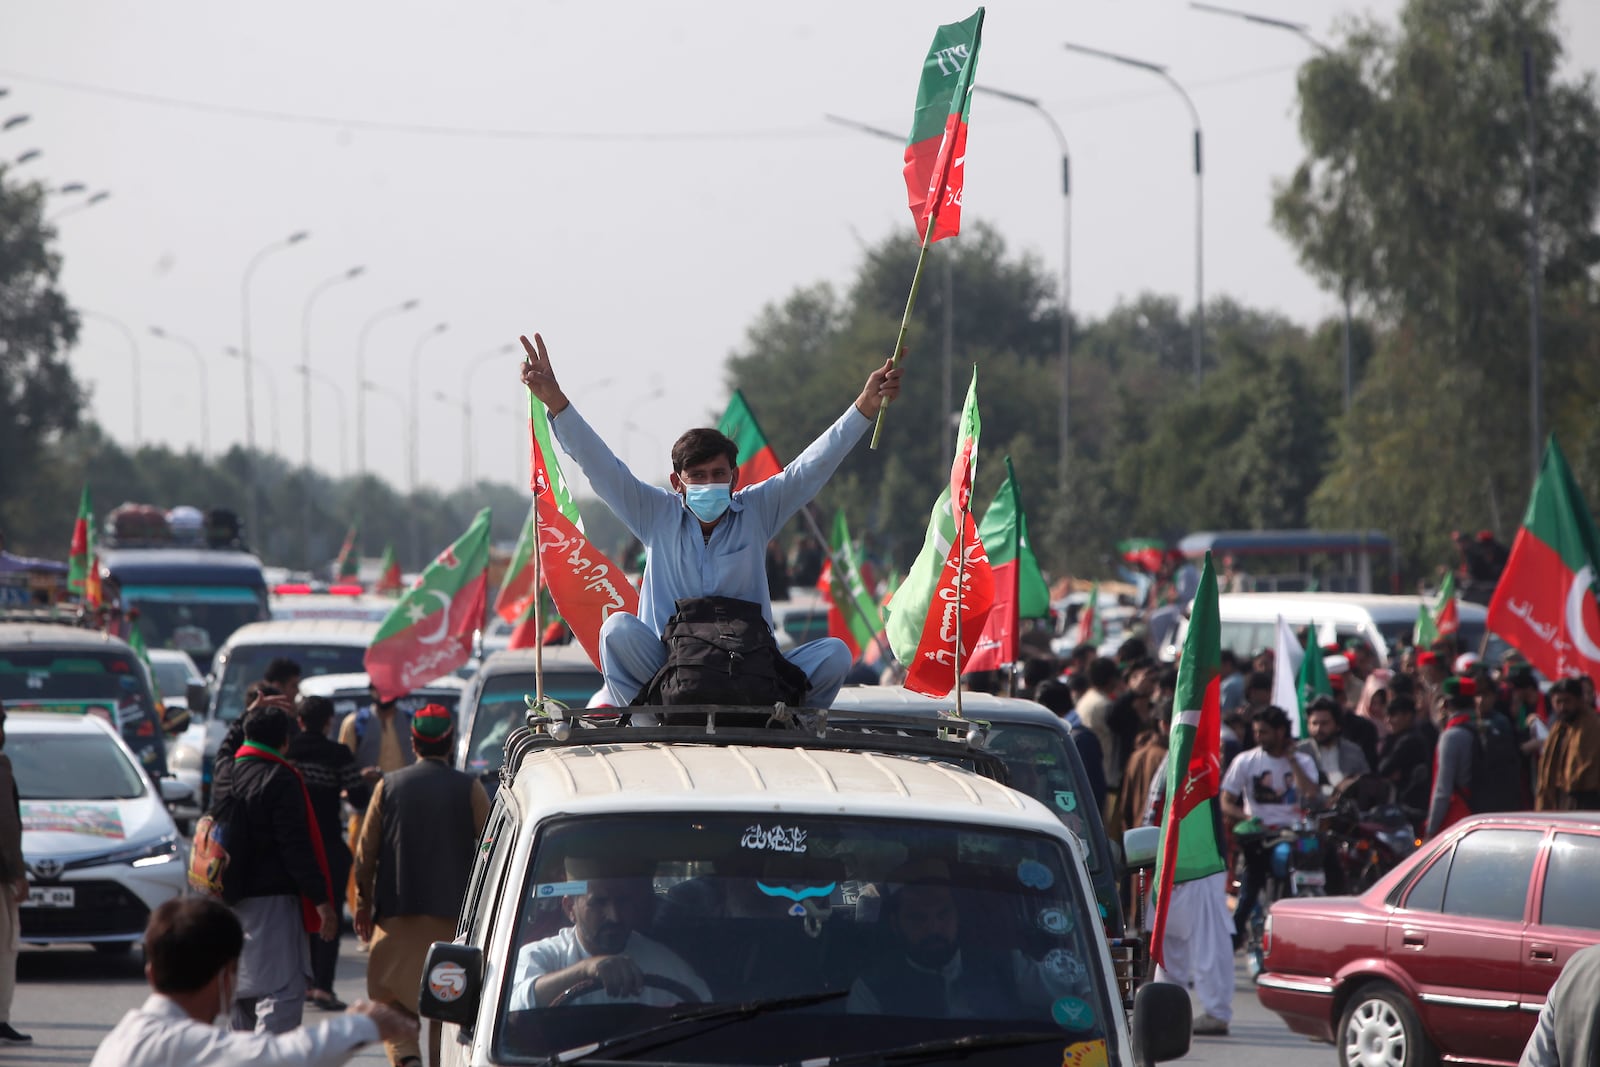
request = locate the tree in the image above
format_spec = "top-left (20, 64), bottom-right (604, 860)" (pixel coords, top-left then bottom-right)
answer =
top-left (0, 169), bottom-right (82, 535)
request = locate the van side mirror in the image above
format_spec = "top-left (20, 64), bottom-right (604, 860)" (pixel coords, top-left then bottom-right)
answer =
top-left (1132, 980), bottom-right (1191, 1067)
top-left (185, 682), bottom-right (210, 717)
top-left (161, 705), bottom-right (191, 736)
top-left (417, 942), bottom-right (483, 1032)
top-left (1122, 826), bottom-right (1161, 871)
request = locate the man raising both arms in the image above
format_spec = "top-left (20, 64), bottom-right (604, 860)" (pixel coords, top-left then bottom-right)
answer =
top-left (519, 333), bottom-right (902, 708)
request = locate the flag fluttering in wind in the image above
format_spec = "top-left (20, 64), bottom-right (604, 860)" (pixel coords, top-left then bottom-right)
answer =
top-left (365, 509), bottom-right (492, 702)
top-left (334, 524), bottom-right (360, 581)
top-left (1117, 538), bottom-right (1177, 575)
top-left (1295, 621), bottom-right (1333, 735)
top-left (497, 394), bottom-right (637, 666)
top-left (1149, 552), bottom-right (1227, 969)
top-left (1076, 580), bottom-right (1105, 648)
top-left (885, 368), bottom-right (993, 696)
top-left (375, 544), bottom-right (403, 596)
top-left (903, 8), bottom-right (985, 243)
top-left (128, 617), bottom-right (152, 672)
top-left (1432, 572), bottom-right (1459, 638)
top-left (1271, 615), bottom-right (1305, 736)
top-left (68, 484), bottom-right (93, 598)
top-left (819, 510), bottom-right (887, 662)
top-left (716, 390), bottom-right (783, 489)
top-left (1487, 436), bottom-right (1600, 682)
top-left (966, 458), bottom-right (1048, 673)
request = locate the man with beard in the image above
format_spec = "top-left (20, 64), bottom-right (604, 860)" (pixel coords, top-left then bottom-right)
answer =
top-left (508, 863), bottom-right (710, 1009)
top-left (848, 861), bottom-right (1080, 1018)
top-left (1536, 678), bottom-right (1600, 811)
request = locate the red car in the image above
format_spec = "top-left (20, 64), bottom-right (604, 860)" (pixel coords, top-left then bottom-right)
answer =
top-left (1256, 812), bottom-right (1600, 1067)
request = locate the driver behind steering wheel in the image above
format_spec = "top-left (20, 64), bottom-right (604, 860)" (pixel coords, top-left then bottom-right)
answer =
top-left (509, 859), bottom-right (711, 1009)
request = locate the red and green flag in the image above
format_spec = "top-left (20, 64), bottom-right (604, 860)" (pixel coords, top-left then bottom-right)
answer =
top-left (717, 390), bottom-right (783, 489)
top-left (334, 524), bottom-right (360, 581)
top-left (820, 510), bottom-right (887, 662)
top-left (903, 8), bottom-right (985, 243)
top-left (1077, 580), bottom-right (1105, 647)
top-left (68, 484), bottom-right (93, 597)
top-left (1488, 436), bottom-right (1600, 681)
top-left (1150, 552), bottom-right (1226, 968)
top-left (966, 458), bottom-right (1049, 673)
top-left (364, 508), bottom-right (492, 702)
top-left (1118, 538), bottom-right (1169, 575)
top-left (1432, 571), bottom-right (1459, 639)
top-left (885, 368), bottom-right (994, 696)
top-left (375, 544), bottom-right (403, 596)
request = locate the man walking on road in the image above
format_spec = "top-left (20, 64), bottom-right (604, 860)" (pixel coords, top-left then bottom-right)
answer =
top-left (0, 703), bottom-right (27, 1046)
top-left (355, 704), bottom-right (488, 1067)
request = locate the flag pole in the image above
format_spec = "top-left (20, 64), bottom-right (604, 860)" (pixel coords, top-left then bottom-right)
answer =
top-left (799, 506), bottom-right (900, 678)
top-left (1005, 458), bottom-right (1022, 698)
top-left (531, 489), bottom-right (545, 706)
top-left (870, 193), bottom-right (942, 451)
top-left (953, 502), bottom-right (967, 717)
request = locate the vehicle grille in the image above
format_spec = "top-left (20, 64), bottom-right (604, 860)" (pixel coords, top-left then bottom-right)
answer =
top-left (20, 881), bottom-right (150, 939)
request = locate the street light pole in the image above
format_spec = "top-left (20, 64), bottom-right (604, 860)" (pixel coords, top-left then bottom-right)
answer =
top-left (434, 391), bottom-right (471, 489)
top-left (973, 85), bottom-right (1074, 484)
top-left (148, 326), bottom-right (210, 457)
top-left (1064, 43), bottom-right (1205, 384)
top-left (463, 343), bottom-right (518, 486)
top-left (81, 311), bottom-right (143, 447)
top-left (240, 230), bottom-right (309, 549)
top-left (1525, 46), bottom-right (1544, 484)
top-left (407, 322), bottom-right (450, 492)
top-left (228, 346), bottom-right (282, 457)
top-left (298, 366), bottom-right (350, 478)
top-left (355, 298), bottom-right (420, 479)
top-left (299, 265), bottom-right (365, 568)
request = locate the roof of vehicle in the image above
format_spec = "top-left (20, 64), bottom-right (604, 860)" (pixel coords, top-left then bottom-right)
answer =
top-left (506, 739), bottom-right (1061, 832)
top-left (1178, 530), bottom-right (1392, 556)
top-left (4, 710), bottom-right (119, 737)
top-left (1216, 592), bottom-right (1488, 624)
top-left (269, 593), bottom-right (395, 622)
top-left (299, 671), bottom-right (465, 697)
top-left (830, 687), bottom-right (1066, 726)
top-left (0, 622), bottom-right (138, 653)
top-left (476, 646), bottom-right (606, 675)
top-left (100, 547), bottom-right (266, 581)
top-left (217, 619), bottom-right (381, 648)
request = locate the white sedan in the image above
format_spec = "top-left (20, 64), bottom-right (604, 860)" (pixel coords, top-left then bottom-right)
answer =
top-left (11, 713), bottom-right (191, 953)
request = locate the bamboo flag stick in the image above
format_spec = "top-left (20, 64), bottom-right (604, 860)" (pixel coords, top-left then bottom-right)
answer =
top-left (953, 503), bottom-right (968, 719)
top-left (870, 220), bottom-right (938, 450)
top-left (531, 489), bottom-right (544, 706)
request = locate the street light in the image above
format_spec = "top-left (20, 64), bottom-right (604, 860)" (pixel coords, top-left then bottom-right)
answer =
top-left (240, 230), bottom-right (309, 544)
top-left (47, 190), bottom-right (110, 223)
top-left (433, 391), bottom-right (472, 488)
top-left (226, 346), bottom-right (281, 457)
top-left (13, 149), bottom-right (40, 165)
top-left (355, 298), bottom-right (420, 477)
top-left (1, 114), bottom-right (29, 132)
top-left (148, 326), bottom-right (210, 457)
top-left (407, 322), bottom-right (450, 491)
top-left (299, 264), bottom-right (366, 565)
top-left (297, 365), bottom-right (350, 477)
top-left (1063, 42), bottom-right (1206, 384)
top-left (824, 112), bottom-right (958, 458)
top-left (54, 182), bottom-right (87, 195)
top-left (1190, 3), bottom-right (1355, 412)
top-left (491, 403), bottom-right (526, 488)
top-left (80, 311), bottom-right (143, 447)
top-left (972, 85), bottom-right (1074, 484)
top-left (462, 343), bottom-right (518, 486)
top-left (363, 380), bottom-right (410, 478)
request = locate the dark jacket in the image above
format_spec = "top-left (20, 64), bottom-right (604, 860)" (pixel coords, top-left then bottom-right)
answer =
top-left (227, 754), bottom-right (333, 906)
top-left (1066, 716), bottom-right (1108, 818)
top-left (1341, 712), bottom-right (1381, 771)
top-left (285, 730), bottom-right (362, 881)
top-left (367, 758), bottom-right (484, 922)
top-left (1379, 726), bottom-right (1431, 811)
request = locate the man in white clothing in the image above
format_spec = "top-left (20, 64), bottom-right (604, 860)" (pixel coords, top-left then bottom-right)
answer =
top-left (509, 868), bottom-right (710, 1010)
top-left (91, 897), bottom-right (414, 1067)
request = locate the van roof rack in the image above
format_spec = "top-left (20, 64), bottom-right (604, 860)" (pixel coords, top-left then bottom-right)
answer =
top-left (0, 606), bottom-right (100, 630)
top-left (500, 704), bottom-right (1010, 789)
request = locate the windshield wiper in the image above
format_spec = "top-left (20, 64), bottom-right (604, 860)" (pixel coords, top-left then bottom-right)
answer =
top-left (787, 1030), bottom-right (1067, 1067)
top-left (546, 989), bottom-right (847, 1065)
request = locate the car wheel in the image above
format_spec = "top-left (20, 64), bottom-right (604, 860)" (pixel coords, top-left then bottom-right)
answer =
top-left (1339, 982), bottom-right (1436, 1067)
top-left (92, 942), bottom-right (134, 956)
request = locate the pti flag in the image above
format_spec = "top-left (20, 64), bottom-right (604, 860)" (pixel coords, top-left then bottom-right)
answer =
top-left (375, 544), bottom-right (403, 596)
top-left (68, 484), bottom-right (93, 597)
top-left (820, 510), bottom-right (887, 661)
top-left (716, 390), bottom-right (783, 489)
top-left (365, 509), bottom-right (492, 702)
top-left (1488, 436), bottom-right (1600, 682)
top-left (885, 368), bottom-right (994, 696)
top-left (1295, 621), bottom-right (1333, 735)
top-left (334, 524), bottom-right (360, 581)
top-left (1149, 552), bottom-right (1226, 968)
top-left (1433, 571), bottom-right (1459, 638)
top-left (1077, 581), bottom-right (1105, 648)
top-left (903, 8), bottom-right (984, 243)
top-left (966, 458), bottom-right (1048, 672)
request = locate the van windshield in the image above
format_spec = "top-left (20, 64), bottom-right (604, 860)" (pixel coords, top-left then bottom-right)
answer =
top-left (213, 643), bottom-right (370, 722)
top-left (495, 813), bottom-right (1116, 1065)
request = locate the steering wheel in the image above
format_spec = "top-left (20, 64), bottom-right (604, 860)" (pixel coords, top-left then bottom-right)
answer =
top-left (548, 973), bottom-right (704, 1008)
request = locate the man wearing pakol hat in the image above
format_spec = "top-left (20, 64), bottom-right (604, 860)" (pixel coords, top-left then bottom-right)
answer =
top-left (354, 704), bottom-right (488, 1067)
top-left (1425, 677), bottom-right (1478, 839)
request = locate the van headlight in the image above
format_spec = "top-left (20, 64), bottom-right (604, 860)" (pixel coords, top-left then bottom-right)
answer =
top-left (169, 743), bottom-right (202, 773)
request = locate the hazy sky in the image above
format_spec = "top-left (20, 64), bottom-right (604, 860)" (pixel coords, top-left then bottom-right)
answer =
top-left (6, 0), bottom-right (1597, 503)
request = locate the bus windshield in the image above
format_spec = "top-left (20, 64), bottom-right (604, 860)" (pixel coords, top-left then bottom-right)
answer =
top-left (121, 585), bottom-right (267, 672)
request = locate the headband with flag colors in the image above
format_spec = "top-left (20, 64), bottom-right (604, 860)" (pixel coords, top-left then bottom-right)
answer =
top-left (716, 390), bottom-right (783, 489)
top-left (885, 367), bottom-right (993, 696)
top-left (1149, 552), bottom-right (1226, 969)
top-left (68, 484), bottom-right (93, 599)
top-left (966, 457), bottom-right (1049, 673)
top-left (1487, 435), bottom-right (1600, 681)
top-left (364, 508), bottom-right (492, 702)
top-left (903, 8), bottom-right (985, 243)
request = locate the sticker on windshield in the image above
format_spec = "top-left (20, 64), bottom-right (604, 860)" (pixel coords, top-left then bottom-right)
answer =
top-left (21, 803), bottom-right (125, 840)
top-left (1017, 859), bottom-right (1054, 890)
top-left (788, 902), bottom-right (807, 917)
top-left (1061, 1039), bottom-right (1109, 1067)
top-left (756, 881), bottom-right (836, 903)
top-left (1050, 995), bottom-right (1095, 1031)
top-left (1038, 908), bottom-right (1073, 935)
top-left (1053, 790), bottom-right (1077, 813)
top-left (740, 824), bottom-right (808, 854)
top-left (535, 880), bottom-right (588, 899)
top-left (1042, 948), bottom-right (1086, 989)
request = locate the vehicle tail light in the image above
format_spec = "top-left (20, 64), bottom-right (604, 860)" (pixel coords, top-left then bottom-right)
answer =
top-left (1262, 913), bottom-right (1273, 958)
top-left (273, 583), bottom-right (313, 595)
top-left (136, 719), bottom-right (155, 737)
top-left (327, 584), bottom-right (364, 596)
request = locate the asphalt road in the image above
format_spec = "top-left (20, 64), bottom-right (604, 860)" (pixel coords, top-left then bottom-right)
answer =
top-left (8, 950), bottom-right (1328, 1067)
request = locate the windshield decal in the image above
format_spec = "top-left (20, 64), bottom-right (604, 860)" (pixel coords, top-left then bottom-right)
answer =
top-left (1042, 948), bottom-right (1087, 990)
top-left (1037, 907), bottom-right (1073, 935)
top-left (1017, 859), bottom-right (1054, 890)
top-left (535, 880), bottom-right (588, 899)
top-left (740, 824), bottom-right (808, 854)
top-left (755, 881), bottom-right (836, 903)
top-left (1053, 790), bottom-right (1077, 813)
top-left (1061, 1039), bottom-right (1109, 1067)
top-left (21, 803), bottom-right (125, 839)
top-left (1050, 995), bottom-right (1095, 1031)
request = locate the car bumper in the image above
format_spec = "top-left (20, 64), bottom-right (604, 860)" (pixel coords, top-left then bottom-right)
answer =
top-left (20, 856), bottom-right (188, 945)
top-left (1256, 972), bottom-right (1337, 1043)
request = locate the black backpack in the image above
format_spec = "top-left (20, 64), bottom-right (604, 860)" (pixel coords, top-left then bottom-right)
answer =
top-left (636, 597), bottom-right (810, 708)
top-left (1468, 711), bottom-right (1523, 813)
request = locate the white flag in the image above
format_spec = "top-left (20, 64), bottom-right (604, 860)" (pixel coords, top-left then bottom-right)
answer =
top-left (1272, 614), bottom-right (1305, 737)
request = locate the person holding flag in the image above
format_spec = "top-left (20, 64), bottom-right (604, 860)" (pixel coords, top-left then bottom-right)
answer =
top-left (517, 333), bottom-right (902, 707)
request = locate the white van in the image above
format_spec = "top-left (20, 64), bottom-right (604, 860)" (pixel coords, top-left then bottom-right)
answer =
top-left (1208, 592), bottom-right (1507, 663)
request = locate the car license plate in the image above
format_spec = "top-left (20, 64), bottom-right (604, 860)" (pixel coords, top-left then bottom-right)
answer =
top-left (1293, 870), bottom-right (1326, 889)
top-left (23, 886), bottom-right (74, 909)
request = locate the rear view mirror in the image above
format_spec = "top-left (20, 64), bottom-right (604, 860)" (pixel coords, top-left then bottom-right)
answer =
top-left (185, 682), bottom-right (210, 717)
top-left (417, 941), bottom-right (483, 1032)
top-left (1123, 826), bottom-right (1161, 871)
top-left (1132, 980), bottom-right (1191, 1067)
top-left (158, 778), bottom-right (195, 807)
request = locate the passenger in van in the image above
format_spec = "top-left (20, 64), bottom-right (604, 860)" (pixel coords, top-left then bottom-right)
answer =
top-left (518, 333), bottom-right (902, 708)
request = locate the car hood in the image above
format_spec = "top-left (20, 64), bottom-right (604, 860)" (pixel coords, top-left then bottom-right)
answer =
top-left (20, 794), bottom-right (170, 861)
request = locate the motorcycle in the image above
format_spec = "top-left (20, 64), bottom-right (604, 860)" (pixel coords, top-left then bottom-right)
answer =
top-left (1326, 775), bottom-right (1421, 894)
top-left (1235, 812), bottom-right (1328, 981)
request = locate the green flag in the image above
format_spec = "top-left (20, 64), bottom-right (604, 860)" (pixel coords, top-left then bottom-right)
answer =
top-left (68, 484), bottom-right (93, 596)
top-left (1296, 621), bottom-right (1333, 735)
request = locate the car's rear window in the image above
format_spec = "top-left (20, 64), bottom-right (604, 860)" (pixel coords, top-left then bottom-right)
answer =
top-left (465, 670), bottom-right (604, 774)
